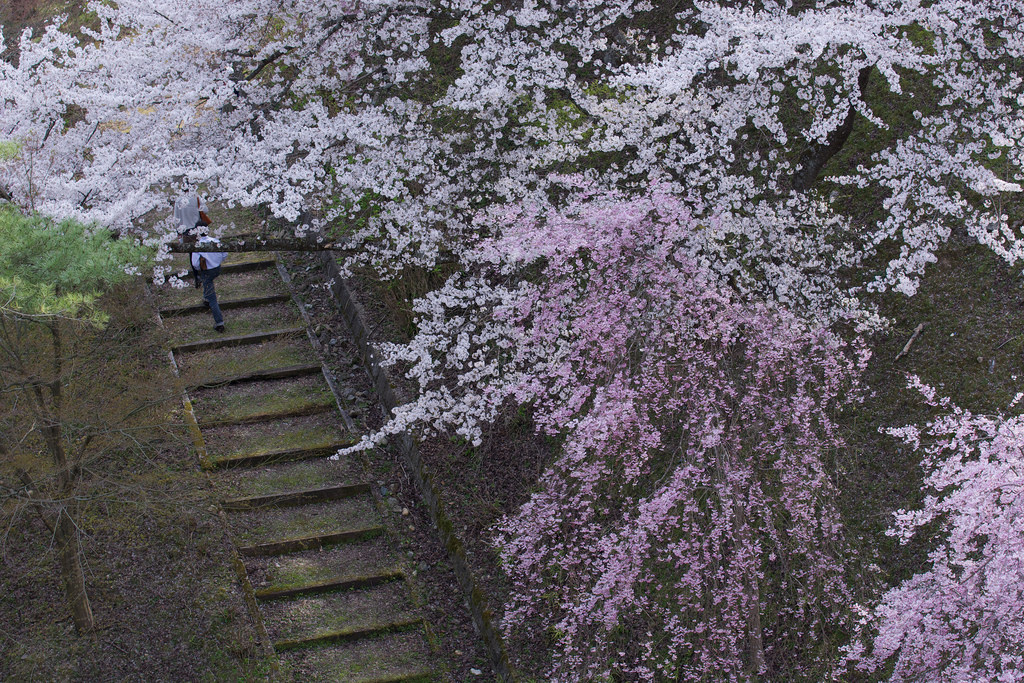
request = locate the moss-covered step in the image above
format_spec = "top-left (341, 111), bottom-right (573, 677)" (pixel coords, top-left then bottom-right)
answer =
top-left (156, 268), bottom-right (286, 309)
top-left (171, 327), bottom-right (305, 355)
top-left (221, 482), bottom-right (371, 511)
top-left (188, 363), bottom-right (323, 390)
top-left (176, 336), bottom-right (316, 386)
top-left (162, 300), bottom-right (303, 345)
top-left (207, 442), bottom-right (354, 470)
top-left (211, 458), bottom-right (366, 503)
top-left (229, 497), bottom-right (382, 555)
top-left (264, 580), bottom-right (421, 650)
top-left (201, 411), bottom-right (354, 468)
top-left (248, 537), bottom-right (405, 600)
top-left (193, 375), bottom-right (336, 426)
top-left (160, 292), bottom-right (292, 317)
top-left (278, 631), bottom-right (434, 683)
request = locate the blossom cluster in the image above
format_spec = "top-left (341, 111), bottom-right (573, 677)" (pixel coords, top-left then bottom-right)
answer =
top-left (843, 379), bottom-right (1024, 681)
top-left (362, 188), bottom-right (868, 680)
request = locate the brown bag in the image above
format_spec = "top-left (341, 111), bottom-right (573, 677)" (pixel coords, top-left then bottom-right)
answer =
top-left (196, 197), bottom-right (211, 227)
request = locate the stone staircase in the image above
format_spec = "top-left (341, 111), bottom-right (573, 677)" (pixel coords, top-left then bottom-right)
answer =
top-left (156, 253), bottom-right (437, 682)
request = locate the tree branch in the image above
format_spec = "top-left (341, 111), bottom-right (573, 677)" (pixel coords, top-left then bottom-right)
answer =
top-left (167, 234), bottom-right (356, 253)
top-left (792, 65), bottom-right (873, 193)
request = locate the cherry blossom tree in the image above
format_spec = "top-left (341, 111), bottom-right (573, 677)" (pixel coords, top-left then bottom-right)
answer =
top-left (4, 0), bottom-right (1024, 678)
top-left (3, 0), bottom-right (1021, 310)
top-left (361, 187), bottom-right (868, 680)
top-left (843, 378), bottom-right (1024, 682)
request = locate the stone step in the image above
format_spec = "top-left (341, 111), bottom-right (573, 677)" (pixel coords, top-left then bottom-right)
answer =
top-left (171, 327), bottom-right (306, 354)
top-left (187, 363), bottom-right (323, 390)
top-left (237, 525), bottom-right (384, 557)
top-left (212, 458), bottom-right (366, 503)
top-left (157, 267), bottom-right (285, 308)
top-left (278, 630), bottom-right (435, 683)
top-left (162, 300), bottom-right (304, 347)
top-left (247, 538), bottom-right (405, 600)
top-left (176, 337), bottom-right (316, 385)
top-left (165, 251), bottom-right (277, 272)
top-left (198, 401), bottom-right (334, 428)
top-left (192, 374), bottom-right (336, 426)
top-left (222, 257), bottom-right (278, 274)
top-left (264, 581), bottom-right (421, 650)
top-left (159, 292), bottom-right (292, 316)
top-left (274, 616), bottom-right (424, 652)
top-left (229, 497), bottom-right (382, 555)
top-left (256, 568), bottom-right (405, 601)
top-left (202, 410), bottom-right (351, 464)
top-left (221, 482), bottom-right (371, 511)
top-left (207, 441), bottom-right (354, 470)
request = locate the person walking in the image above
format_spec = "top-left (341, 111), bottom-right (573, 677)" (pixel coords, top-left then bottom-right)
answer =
top-left (174, 192), bottom-right (212, 288)
top-left (186, 233), bottom-right (228, 333)
top-left (175, 190), bottom-right (228, 333)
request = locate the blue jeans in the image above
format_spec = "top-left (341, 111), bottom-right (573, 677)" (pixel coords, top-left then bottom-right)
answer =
top-left (199, 266), bottom-right (223, 326)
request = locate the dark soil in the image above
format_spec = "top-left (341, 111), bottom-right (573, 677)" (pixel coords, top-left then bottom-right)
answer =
top-left (1, 1), bottom-right (88, 65)
top-left (0, 472), bottom-right (267, 682)
top-left (837, 236), bottom-right (1024, 592)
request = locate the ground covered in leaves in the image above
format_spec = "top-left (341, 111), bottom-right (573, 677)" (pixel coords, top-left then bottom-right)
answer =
top-left (0, 284), bottom-right (269, 681)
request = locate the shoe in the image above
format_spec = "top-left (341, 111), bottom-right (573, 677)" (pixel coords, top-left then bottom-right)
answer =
top-left (215, 324), bottom-right (225, 333)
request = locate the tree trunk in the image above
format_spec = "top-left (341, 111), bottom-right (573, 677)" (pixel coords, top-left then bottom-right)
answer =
top-left (45, 321), bottom-right (94, 632)
top-left (733, 495), bottom-right (766, 677)
top-left (791, 66), bottom-right (873, 193)
top-left (714, 444), bottom-right (766, 676)
top-left (55, 507), bottom-right (94, 633)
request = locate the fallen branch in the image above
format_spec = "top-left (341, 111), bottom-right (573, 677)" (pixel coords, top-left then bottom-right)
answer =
top-left (895, 323), bottom-right (925, 362)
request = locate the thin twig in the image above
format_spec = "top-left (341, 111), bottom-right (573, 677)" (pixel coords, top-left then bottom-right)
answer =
top-left (995, 334), bottom-right (1020, 351)
top-left (895, 323), bottom-right (925, 362)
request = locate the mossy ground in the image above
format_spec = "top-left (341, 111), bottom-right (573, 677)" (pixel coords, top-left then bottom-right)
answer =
top-left (0, 286), bottom-right (272, 681)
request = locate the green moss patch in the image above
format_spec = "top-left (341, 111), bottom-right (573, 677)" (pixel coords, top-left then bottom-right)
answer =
top-left (177, 337), bottom-right (315, 382)
top-left (226, 496), bottom-right (380, 546)
top-left (195, 375), bottom-right (335, 425)
top-left (277, 630), bottom-right (433, 683)
top-left (247, 538), bottom-right (403, 596)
